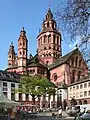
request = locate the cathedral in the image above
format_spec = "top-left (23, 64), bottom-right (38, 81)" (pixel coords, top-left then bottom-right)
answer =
top-left (5, 8), bottom-right (89, 107)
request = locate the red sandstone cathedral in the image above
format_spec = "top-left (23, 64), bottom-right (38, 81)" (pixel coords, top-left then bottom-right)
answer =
top-left (6, 8), bottom-right (88, 84)
top-left (6, 8), bottom-right (89, 106)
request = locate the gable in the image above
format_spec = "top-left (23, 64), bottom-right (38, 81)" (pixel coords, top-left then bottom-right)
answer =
top-left (67, 49), bottom-right (88, 69)
top-left (49, 48), bottom-right (88, 70)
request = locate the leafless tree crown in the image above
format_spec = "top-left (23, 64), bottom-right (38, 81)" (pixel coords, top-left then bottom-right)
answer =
top-left (56, 0), bottom-right (90, 65)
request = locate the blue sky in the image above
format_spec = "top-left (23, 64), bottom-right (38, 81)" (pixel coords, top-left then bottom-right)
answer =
top-left (0, 0), bottom-right (73, 70)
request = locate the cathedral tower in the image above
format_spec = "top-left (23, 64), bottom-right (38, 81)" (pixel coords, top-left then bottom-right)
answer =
top-left (37, 8), bottom-right (62, 65)
top-left (8, 42), bottom-right (16, 67)
top-left (17, 27), bottom-right (28, 74)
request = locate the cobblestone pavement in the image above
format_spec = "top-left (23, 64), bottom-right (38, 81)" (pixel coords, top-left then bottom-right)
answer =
top-left (24, 116), bottom-right (75, 120)
top-left (21, 111), bottom-right (75, 120)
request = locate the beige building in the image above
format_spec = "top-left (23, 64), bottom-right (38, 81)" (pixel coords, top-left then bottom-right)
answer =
top-left (68, 72), bottom-right (90, 105)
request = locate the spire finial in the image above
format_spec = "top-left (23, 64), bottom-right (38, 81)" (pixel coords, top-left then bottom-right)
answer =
top-left (22, 27), bottom-right (24, 31)
top-left (11, 41), bottom-right (14, 46)
top-left (11, 41), bottom-right (13, 45)
top-left (20, 27), bottom-right (26, 33)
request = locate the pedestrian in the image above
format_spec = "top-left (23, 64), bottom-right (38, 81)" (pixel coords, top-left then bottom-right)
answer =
top-left (10, 107), bottom-right (16, 120)
top-left (58, 106), bottom-right (62, 118)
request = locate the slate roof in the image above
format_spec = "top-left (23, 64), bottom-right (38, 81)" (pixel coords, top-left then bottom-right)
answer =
top-left (27, 54), bottom-right (48, 68)
top-left (48, 48), bottom-right (79, 70)
top-left (6, 65), bottom-right (18, 70)
top-left (0, 70), bottom-right (20, 83)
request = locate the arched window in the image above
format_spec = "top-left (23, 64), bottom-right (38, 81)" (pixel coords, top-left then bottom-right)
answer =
top-left (48, 34), bottom-right (51, 43)
top-left (53, 46), bottom-right (55, 50)
top-left (83, 100), bottom-right (87, 104)
top-left (75, 57), bottom-right (78, 66)
top-left (23, 51), bottom-right (25, 55)
top-left (57, 36), bottom-right (59, 45)
top-left (78, 71), bottom-right (81, 80)
top-left (47, 22), bottom-right (49, 27)
top-left (44, 35), bottom-right (47, 43)
top-left (52, 23), bottom-right (54, 29)
top-left (71, 70), bottom-right (76, 83)
top-left (84, 91), bottom-right (87, 96)
top-left (79, 100), bottom-right (82, 105)
top-left (71, 57), bottom-right (74, 66)
top-left (40, 37), bottom-right (42, 45)
top-left (53, 73), bottom-right (57, 81)
top-left (79, 59), bottom-right (82, 67)
top-left (53, 35), bottom-right (55, 44)
top-left (20, 51), bottom-right (22, 55)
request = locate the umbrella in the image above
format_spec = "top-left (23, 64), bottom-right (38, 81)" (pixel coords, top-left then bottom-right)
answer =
top-left (0, 88), bottom-right (19, 107)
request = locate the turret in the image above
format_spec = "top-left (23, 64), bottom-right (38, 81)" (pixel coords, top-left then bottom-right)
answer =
top-left (17, 27), bottom-right (28, 74)
top-left (8, 42), bottom-right (16, 67)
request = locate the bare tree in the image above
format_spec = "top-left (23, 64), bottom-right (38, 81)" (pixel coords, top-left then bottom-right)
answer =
top-left (56, 0), bottom-right (90, 65)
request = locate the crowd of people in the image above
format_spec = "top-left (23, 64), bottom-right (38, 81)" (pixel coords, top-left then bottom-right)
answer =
top-left (0, 105), bottom-right (39, 120)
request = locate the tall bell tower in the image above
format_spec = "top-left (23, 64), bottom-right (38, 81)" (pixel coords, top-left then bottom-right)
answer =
top-left (8, 42), bottom-right (16, 67)
top-left (37, 7), bottom-right (62, 65)
top-left (17, 27), bottom-right (28, 74)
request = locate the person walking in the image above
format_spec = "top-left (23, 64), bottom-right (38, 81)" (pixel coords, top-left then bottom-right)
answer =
top-left (10, 107), bottom-right (16, 120)
top-left (58, 106), bottom-right (62, 118)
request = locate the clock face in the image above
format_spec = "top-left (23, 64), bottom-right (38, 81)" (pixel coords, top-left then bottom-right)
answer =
top-left (46, 32), bottom-right (50, 36)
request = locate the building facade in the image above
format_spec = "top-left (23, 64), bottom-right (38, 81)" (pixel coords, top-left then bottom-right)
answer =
top-left (0, 70), bottom-right (20, 101)
top-left (68, 72), bottom-right (90, 105)
top-left (5, 8), bottom-right (89, 107)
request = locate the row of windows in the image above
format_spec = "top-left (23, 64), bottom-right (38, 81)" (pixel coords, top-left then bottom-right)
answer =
top-left (3, 92), bottom-right (15, 101)
top-left (71, 70), bottom-right (81, 83)
top-left (40, 52), bottom-right (60, 58)
top-left (43, 21), bottom-right (56, 30)
top-left (70, 91), bottom-right (90, 98)
top-left (27, 69), bottom-right (45, 74)
top-left (18, 93), bottom-right (55, 102)
top-left (3, 82), bottom-right (15, 93)
top-left (19, 41), bottom-right (25, 46)
top-left (42, 46), bottom-right (60, 51)
top-left (71, 57), bottom-right (82, 67)
top-left (3, 83), bottom-right (15, 101)
top-left (19, 51), bottom-right (26, 55)
top-left (38, 35), bottom-right (60, 46)
top-left (70, 82), bottom-right (90, 90)
top-left (3, 82), bottom-right (15, 87)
